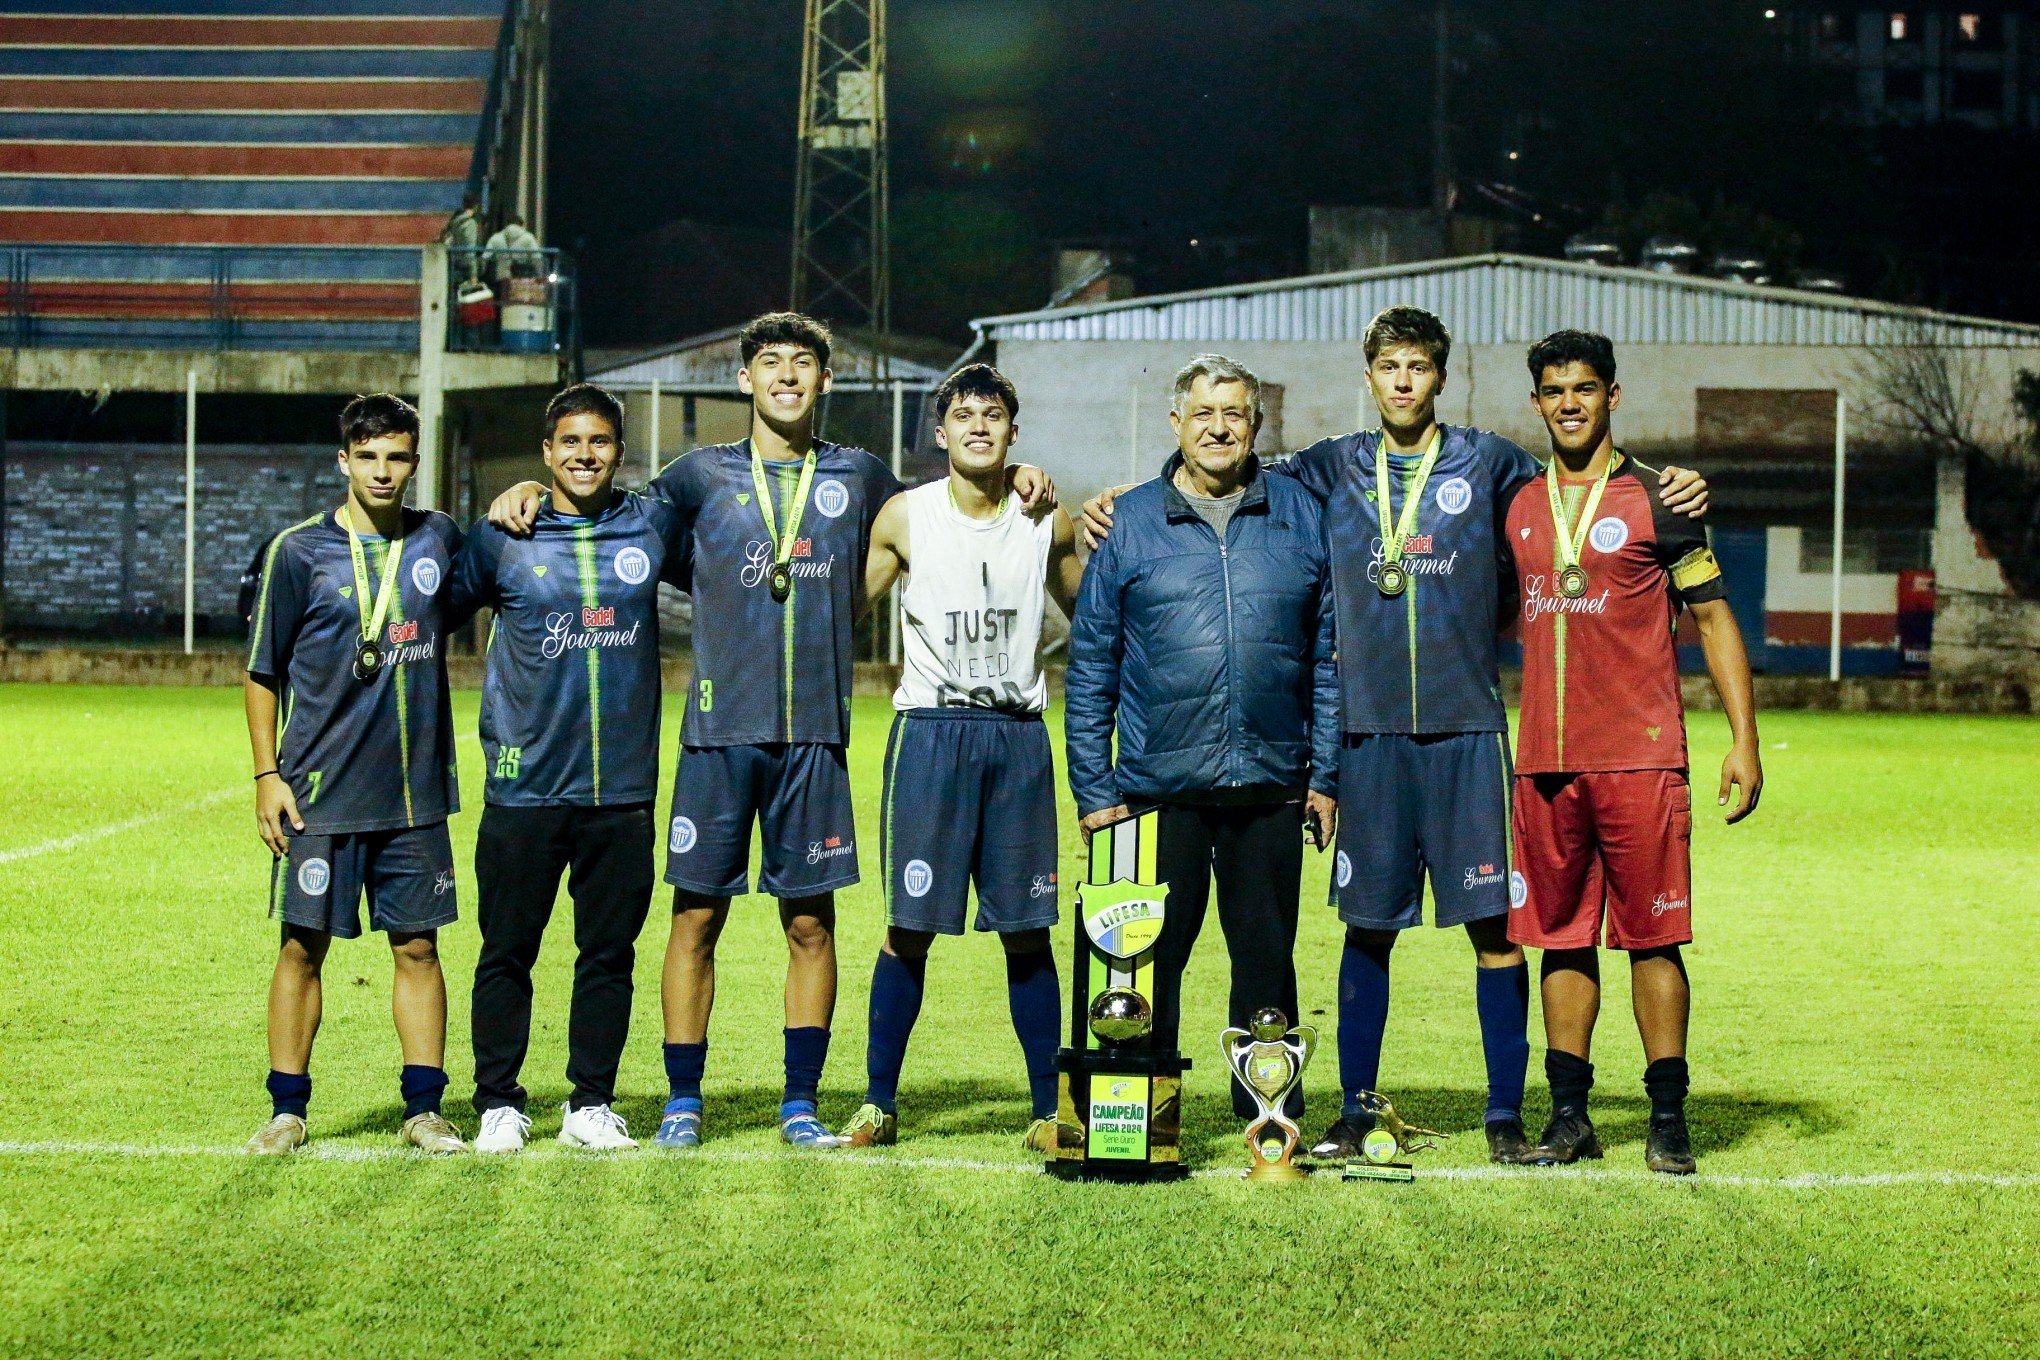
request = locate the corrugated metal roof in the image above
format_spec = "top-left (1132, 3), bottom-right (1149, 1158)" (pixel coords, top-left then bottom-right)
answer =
top-left (974, 254), bottom-right (2040, 348)
top-left (590, 324), bottom-right (955, 392)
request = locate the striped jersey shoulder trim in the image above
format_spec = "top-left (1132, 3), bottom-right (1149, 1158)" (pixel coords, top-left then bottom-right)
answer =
top-left (245, 512), bottom-right (325, 672)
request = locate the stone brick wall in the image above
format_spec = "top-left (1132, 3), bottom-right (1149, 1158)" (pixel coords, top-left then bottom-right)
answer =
top-left (3, 442), bottom-right (336, 635)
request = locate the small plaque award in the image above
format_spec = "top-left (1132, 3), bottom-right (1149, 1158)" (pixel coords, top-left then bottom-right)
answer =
top-left (1340, 1090), bottom-right (1445, 1184)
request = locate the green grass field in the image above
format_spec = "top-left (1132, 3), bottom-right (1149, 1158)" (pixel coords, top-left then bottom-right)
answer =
top-left (0, 684), bottom-right (2035, 1358)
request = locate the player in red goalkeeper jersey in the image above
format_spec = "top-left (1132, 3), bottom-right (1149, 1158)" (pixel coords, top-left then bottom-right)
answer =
top-left (1501, 331), bottom-right (1762, 1175)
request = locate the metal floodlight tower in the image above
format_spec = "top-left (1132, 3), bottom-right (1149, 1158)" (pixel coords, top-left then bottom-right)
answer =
top-left (791, 0), bottom-right (890, 393)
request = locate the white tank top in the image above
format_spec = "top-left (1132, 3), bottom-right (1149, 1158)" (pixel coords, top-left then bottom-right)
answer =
top-left (894, 479), bottom-right (1054, 713)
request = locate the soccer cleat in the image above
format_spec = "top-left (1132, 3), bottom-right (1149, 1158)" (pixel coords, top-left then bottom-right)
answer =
top-left (244, 1113), bottom-right (307, 1156)
top-left (838, 1103), bottom-right (897, 1147)
top-left (1485, 1115), bottom-right (1534, 1165)
top-left (1527, 1110), bottom-right (1604, 1165)
top-left (1022, 1116), bottom-right (1071, 1155)
top-left (779, 1112), bottom-right (842, 1149)
top-left (652, 1109), bottom-right (703, 1149)
top-left (400, 1111), bottom-right (471, 1155)
top-left (474, 1107), bottom-right (532, 1154)
top-left (558, 1102), bottom-right (638, 1150)
top-left (1307, 1113), bottom-right (1374, 1161)
top-left (1644, 1114), bottom-right (1697, 1175)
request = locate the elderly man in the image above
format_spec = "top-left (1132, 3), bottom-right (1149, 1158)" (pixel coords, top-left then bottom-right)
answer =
top-left (1065, 353), bottom-right (1338, 1119)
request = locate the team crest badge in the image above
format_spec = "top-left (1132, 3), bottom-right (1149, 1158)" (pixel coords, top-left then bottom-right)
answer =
top-left (1434, 476), bottom-right (1472, 515)
top-left (1589, 516), bottom-right (1629, 553)
top-left (614, 546), bottom-right (651, 584)
top-left (411, 557), bottom-right (441, 595)
top-left (814, 479), bottom-right (850, 519)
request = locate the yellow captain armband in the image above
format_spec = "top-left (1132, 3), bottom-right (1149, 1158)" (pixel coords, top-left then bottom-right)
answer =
top-left (1670, 547), bottom-right (1722, 593)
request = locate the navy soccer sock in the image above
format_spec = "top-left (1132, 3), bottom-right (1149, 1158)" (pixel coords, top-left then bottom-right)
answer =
top-left (399, 1064), bottom-right (448, 1120)
top-left (1546, 1049), bottom-right (1595, 1118)
top-left (1475, 963), bottom-right (1532, 1123)
top-left (1004, 948), bottom-right (1062, 1120)
top-left (266, 1069), bottom-right (311, 1120)
top-left (1337, 935), bottom-right (1393, 1118)
top-left (782, 1025), bottom-right (832, 1119)
top-left (663, 1041), bottom-right (708, 1114)
top-left (1643, 1056), bottom-right (1690, 1123)
top-left (863, 950), bottom-right (926, 1115)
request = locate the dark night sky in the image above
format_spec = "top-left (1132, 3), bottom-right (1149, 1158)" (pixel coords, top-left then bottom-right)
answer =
top-left (550, 1), bottom-right (2040, 345)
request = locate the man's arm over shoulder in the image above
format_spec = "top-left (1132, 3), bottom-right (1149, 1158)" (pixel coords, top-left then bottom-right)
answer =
top-left (1266, 434), bottom-right (1346, 503)
top-left (445, 517), bottom-right (503, 631)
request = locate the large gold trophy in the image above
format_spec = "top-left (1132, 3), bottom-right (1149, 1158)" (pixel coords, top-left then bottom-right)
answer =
top-left (1047, 808), bottom-right (1189, 1183)
top-left (1220, 1008), bottom-right (1317, 1183)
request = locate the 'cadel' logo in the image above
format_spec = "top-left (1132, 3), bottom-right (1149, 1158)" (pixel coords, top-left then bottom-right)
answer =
top-left (814, 479), bottom-right (849, 519)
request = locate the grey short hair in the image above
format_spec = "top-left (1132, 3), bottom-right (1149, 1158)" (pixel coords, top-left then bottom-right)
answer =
top-left (1170, 353), bottom-right (1262, 420)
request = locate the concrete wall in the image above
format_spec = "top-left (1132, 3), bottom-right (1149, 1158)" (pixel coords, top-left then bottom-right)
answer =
top-left (1931, 451), bottom-right (2040, 682)
top-left (994, 338), bottom-right (2036, 503)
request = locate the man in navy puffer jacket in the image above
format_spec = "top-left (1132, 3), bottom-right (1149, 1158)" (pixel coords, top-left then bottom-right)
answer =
top-left (1066, 354), bottom-right (1339, 1116)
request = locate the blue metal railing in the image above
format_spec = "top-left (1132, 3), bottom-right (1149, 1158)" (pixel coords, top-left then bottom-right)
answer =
top-left (0, 242), bottom-right (573, 356)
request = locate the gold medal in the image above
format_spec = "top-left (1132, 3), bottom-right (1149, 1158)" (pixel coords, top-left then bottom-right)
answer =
top-left (340, 505), bottom-right (404, 684)
top-left (1545, 455), bottom-right (1615, 602)
top-left (1373, 430), bottom-right (1442, 600)
top-left (749, 443), bottom-right (817, 605)
top-left (1558, 565), bottom-right (1589, 599)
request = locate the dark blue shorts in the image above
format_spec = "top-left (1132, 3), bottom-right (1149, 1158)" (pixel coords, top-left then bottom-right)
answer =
top-left (664, 743), bottom-right (859, 899)
top-left (270, 822), bottom-right (458, 940)
top-left (881, 709), bottom-right (1059, 935)
top-left (1331, 731), bottom-right (1513, 930)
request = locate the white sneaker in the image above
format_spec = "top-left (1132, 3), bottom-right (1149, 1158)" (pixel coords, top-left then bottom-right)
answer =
top-left (474, 1106), bottom-right (532, 1154)
top-left (558, 1101), bottom-right (637, 1150)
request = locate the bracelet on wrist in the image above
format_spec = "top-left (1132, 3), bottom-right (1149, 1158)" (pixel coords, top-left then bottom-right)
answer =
top-left (254, 770), bottom-right (280, 782)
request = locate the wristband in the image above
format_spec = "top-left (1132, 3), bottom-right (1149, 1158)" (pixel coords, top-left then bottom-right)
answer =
top-left (254, 770), bottom-right (281, 782)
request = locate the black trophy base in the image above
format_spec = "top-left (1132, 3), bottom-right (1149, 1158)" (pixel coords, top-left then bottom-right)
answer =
top-left (1048, 1047), bottom-right (1190, 1183)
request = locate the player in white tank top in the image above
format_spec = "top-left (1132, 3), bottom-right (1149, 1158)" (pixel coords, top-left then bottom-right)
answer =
top-left (892, 480), bottom-right (1055, 713)
top-left (849, 363), bottom-right (1085, 1154)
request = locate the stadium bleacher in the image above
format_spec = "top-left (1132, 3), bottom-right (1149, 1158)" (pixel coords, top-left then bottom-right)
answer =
top-left (0, 0), bottom-right (508, 349)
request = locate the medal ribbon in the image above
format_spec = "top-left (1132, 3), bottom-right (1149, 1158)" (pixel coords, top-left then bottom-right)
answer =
top-left (341, 505), bottom-right (405, 652)
top-left (1373, 428), bottom-right (1443, 572)
top-left (1545, 454), bottom-right (1616, 577)
top-left (747, 443), bottom-right (818, 583)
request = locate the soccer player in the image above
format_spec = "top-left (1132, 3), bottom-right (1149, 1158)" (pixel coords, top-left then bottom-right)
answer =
top-left (486, 313), bottom-right (1052, 1150)
top-left (452, 384), bottom-right (677, 1153)
top-left (1066, 355), bottom-right (1340, 1119)
top-left (1504, 330), bottom-right (1761, 1175)
top-left (837, 363), bottom-right (1085, 1151)
top-left (1080, 307), bottom-right (1709, 1163)
top-left (243, 393), bottom-right (467, 1155)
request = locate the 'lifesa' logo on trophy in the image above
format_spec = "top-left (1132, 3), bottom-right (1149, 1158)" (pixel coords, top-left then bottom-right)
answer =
top-left (1078, 877), bottom-right (1169, 959)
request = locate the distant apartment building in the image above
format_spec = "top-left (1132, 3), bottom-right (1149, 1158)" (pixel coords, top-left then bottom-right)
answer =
top-left (1778, 4), bottom-right (2035, 129)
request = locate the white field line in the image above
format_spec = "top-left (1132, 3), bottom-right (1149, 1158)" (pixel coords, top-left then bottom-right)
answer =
top-left (0, 1140), bottom-right (2035, 1190)
top-left (0, 787), bottom-right (237, 867)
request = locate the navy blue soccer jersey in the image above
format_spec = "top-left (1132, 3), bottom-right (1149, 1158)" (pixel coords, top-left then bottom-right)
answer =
top-left (650, 440), bottom-right (903, 747)
top-left (452, 491), bottom-right (680, 808)
top-left (246, 508), bottom-right (462, 834)
top-left (1270, 424), bottom-right (1540, 735)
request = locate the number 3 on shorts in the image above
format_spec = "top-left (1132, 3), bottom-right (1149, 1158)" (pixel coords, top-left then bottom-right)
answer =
top-left (698, 678), bottom-right (713, 712)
